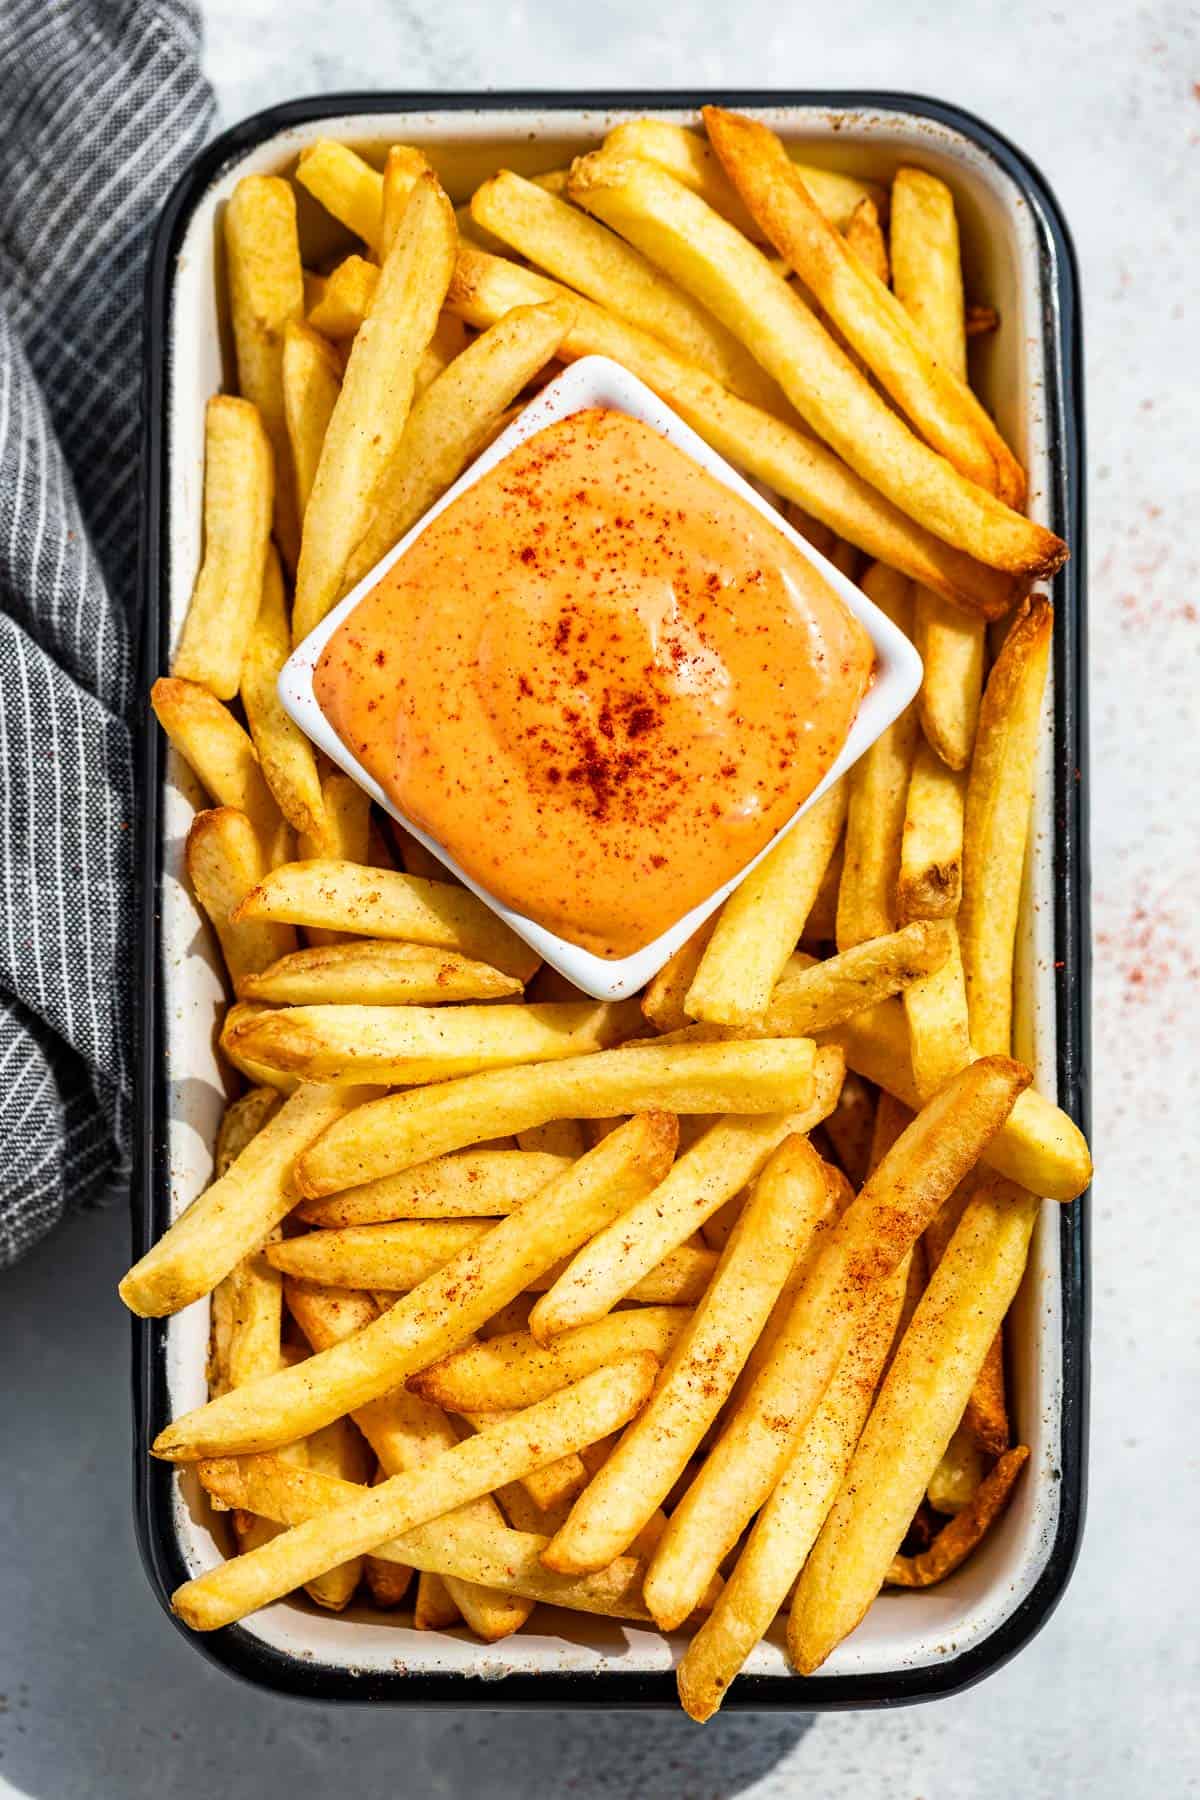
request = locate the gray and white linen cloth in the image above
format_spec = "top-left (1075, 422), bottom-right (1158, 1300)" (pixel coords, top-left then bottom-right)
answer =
top-left (0, 0), bottom-right (213, 1263)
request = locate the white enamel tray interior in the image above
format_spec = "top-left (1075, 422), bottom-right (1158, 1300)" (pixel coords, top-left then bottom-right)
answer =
top-left (161, 104), bottom-right (1064, 1687)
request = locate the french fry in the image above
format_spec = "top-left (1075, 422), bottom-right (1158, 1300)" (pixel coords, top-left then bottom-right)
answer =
top-left (703, 110), bottom-right (1025, 509)
top-left (238, 939), bottom-right (521, 1008)
top-left (295, 140), bottom-right (384, 252)
top-left (171, 1355), bottom-right (658, 1629)
top-left (223, 175), bottom-right (305, 568)
top-left (306, 255), bottom-right (379, 341)
top-left (888, 1445), bottom-right (1029, 1586)
top-left (238, 550), bottom-right (326, 841)
top-left (897, 741), bottom-right (966, 921)
top-left (470, 169), bottom-right (787, 411)
top-left (756, 923), bottom-right (954, 1037)
top-left (223, 1248), bottom-right (285, 1395)
top-left (843, 195), bottom-right (889, 287)
top-left (297, 1149), bottom-right (572, 1227)
top-left (569, 145), bottom-right (1060, 580)
top-left (960, 597), bottom-right (1054, 1054)
top-left (410, 1308), bottom-right (690, 1412)
top-left (676, 1255), bottom-right (908, 1720)
top-left (528, 1045), bottom-right (841, 1341)
top-left (601, 119), bottom-right (887, 236)
top-left (515, 1119), bottom-right (587, 1158)
top-left (822, 1070), bottom-right (875, 1188)
top-left (231, 860), bottom-right (538, 982)
top-left (889, 169), bottom-right (968, 383)
top-left (913, 589), bottom-right (986, 772)
top-left (836, 567), bottom-right (919, 947)
top-left (215, 1087), bottom-right (281, 1177)
top-left (820, 995), bottom-right (1092, 1200)
top-left (296, 778), bottom-right (370, 946)
top-left (641, 1057), bottom-right (1029, 1629)
top-left (685, 782), bottom-right (848, 1026)
top-left (447, 244), bottom-right (1019, 619)
top-left (152, 677), bottom-right (285, 856)
top-left (379, 144), bottom-right (432, 255)
top-left (227, 997), bottom-right (642, 1085)
top-left (119, 1083), bottom-right (377, 1318)
top-left (365, 1465), bottom-right (415, 1608)
top-left (903, 926), bottom-right (971, 1101)
top-left (925, 1177), bottom-right (1010, 1458)
top-left (461, 1410), bottom-right (589, 1512)
top-left (302, 270), bottom-right (327, 313)
top-left (197, 1453), bottom-right (658, 1622)
top-left (788, 1174), bottom-right (1038, 1671)
top-left (415, 309), bottom-right (471, 394)
top-left (281, 322), bottom-right (342, 523)
top-left (286, 1279), bottom-right (531, 1641)
top-left (219, 1002), bottom-right (298, 1095)
top-left (926, 1423), bottom-right (986, 1514)
top-left (185, 808), bottom-right (298, 987)
top-left (543, 1134), bottom-right (831, 1573)
top-left (868, 1088), bottom-right (914, 1174)
top-left (641, 920), bottom-right (717, 1033)
top-left (413, 1570), bottom-right (459, 1629)
top-left (171, 396), bottom-right (274, 699)
top-left (302, 1413), bottom-right (372, 1609)
top-left (340, 299), bottom-right (573, 590)
top-left (293, 173), bottom-right (456, 644)
top-left (297, 1039), bottom-right (816, 1197)
top-left (153, 1115), bottom-right (677, 1459)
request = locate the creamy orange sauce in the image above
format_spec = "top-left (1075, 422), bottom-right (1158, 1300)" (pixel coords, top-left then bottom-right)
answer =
top-left (316, 408), bottom-right (873, 958)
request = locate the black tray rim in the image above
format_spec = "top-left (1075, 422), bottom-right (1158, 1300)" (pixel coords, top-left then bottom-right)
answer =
top-left (133, 86), bottom-right (1090, 1712)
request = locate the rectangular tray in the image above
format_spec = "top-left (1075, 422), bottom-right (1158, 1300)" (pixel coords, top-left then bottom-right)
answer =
top-left (133, 91), bottom-right (1090, 1710)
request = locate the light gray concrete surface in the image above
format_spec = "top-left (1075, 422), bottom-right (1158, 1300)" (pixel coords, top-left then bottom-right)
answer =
top-left (3, 3), bottom-right (1198, 1795)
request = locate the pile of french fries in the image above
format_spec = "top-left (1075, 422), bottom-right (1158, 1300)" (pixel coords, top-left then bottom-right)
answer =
top-left (128, 108), bottom-right (1091, 1718)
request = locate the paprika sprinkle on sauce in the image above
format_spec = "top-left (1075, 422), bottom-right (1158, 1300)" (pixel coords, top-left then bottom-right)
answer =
top-left (315, 407), bottom-right (874, 958)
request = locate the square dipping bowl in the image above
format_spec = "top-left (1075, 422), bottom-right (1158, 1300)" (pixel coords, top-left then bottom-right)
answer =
top-left (279, 354), bottom-right (923, 998)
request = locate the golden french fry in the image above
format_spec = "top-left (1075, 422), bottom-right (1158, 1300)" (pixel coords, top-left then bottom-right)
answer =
top-left (286, 1279), bottom-right (531, 1641)
top-left (789, 1174), bottom-right (1038, 1670)
top-left (238, 939), bottom-right (521, 1008)
top-left (641, 1057), bottom-right (1030, 1629)
top-left (302, 270), bottom-right (328, 313)
top-left (758, 922), bottom-right (954, 1037)
top-left (446, 244), bottom-right (1019, 619)
top-left (152, 676), bottom-right (285, 856)
top-left (868, 1088), bottom-right (915, 1174)
top-left (410, 1308), bottom-right (690, 1412)
top-left (222, 1247), bottom-right (286, 1394)
top-left (890, 168), bottom-right (968, 383)
top-left (227, 997), bottom-right (641, 1086)
top-left (297, 1149), bottom-right (571, 1227)
top-left (960, 597), bottom-right (1054, 1054)
top-left (822, 1070), bottom-right (875, 1187)
top-left (685, 782), bottom-right (848, 1026)
top-left (238, 550), bottom-right (326, 841)
top-left (197, 1452), bottom-right (657, 1622)
top-left (171, 1355), bottom-right (658, 1629)
top-left (153, 1115), bottom-right (677, 1460)
top-left (703, 109), bottom-right (1024, 509)
top-left (903, 925), bottom-right (971, 1101)
top-left (293, 173), bottom-right (456, 644)
top-left (223, 174), bottom-right (304, 568)
top-left (570, 142), bottom-right (1058, 580)
top-left (924, 1179), bottom-right (1010, 1458)
top-left (171, 396), bottom-right (274, 699)
top-left (341, 299), bottom-right (573, 590)
top-left (821, 995), bottom-right (1092, 1200)
top-left (230, 859), bottom-right (538, 982)
top-left (185, 808), bottom-right (298, 987)
top-left (677, 1254), bottom-right (908, 1720)
top-left (543, 1134), bottom-right (831, 1574)
top-left (640, 920), bottom-right (718, 1033)
top-left (297, 772), bottom-right (370, 863)
top-left (836, 567), bottom-right (919, 947)
top-left (302, 1412), bottom-right (372, 1609)
top-left (413, 1570), bottom-right (459, 1629)
top-left (471, 169), bottom-right (787, 411)
top-left (843, 195), bottom-right (889, 286)
top-left (515, 1119), bottom-right (587, 1158)
top-left (913, 588), bottom-right (985, 773)
top-left (296, 140), bottom-right (384, 252)
top-left (601, 119), bottom-right (887, 235)
top-left (528, 1045), bottom-right (841, 1340)
top-left (281, 321), bottom-right (342, 524)
top-left (889, 1445), bottom-right (1029, 1587)
top-left (898, 740), bottom-right (966, 921)
top-left (215, 1087), bottom-right (282, 1177)
top-left (306, 255), bottom-right (378, 341)
top-left (461, 1410), bottom-right (589, 1513)
top-left (925, 1422), bottom-right (985, 1514)
top-left (365, 1468), bottom-right (415, 1609)
top-left (119, 1083), bottom-right (376, 1318)
top-left (297, 1039), bottom-right (817, 1198)
top-left (219, 1001), bottom-right (298, 1095)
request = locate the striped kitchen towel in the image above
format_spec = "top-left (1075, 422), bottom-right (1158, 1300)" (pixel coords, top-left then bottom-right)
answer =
top-left (0, 0), bottom-right (213, 1264)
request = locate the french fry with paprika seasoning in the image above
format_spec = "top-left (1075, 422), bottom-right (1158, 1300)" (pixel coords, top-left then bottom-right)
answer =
top-left (184, 808), bottom-right (298, 988)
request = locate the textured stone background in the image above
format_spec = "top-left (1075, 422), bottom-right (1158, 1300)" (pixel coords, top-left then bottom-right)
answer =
top-left (3, 4), bottom-right (1197, 1795)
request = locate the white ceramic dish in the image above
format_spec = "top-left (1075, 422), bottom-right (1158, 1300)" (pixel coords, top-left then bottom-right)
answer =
top-left (138, 95), bottom-right (1087, 1706)
top-left (278, 353), bottom-right (922, 999)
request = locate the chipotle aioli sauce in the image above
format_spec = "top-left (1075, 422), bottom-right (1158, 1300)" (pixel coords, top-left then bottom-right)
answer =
top-left (316, 408), bottom-right (873, 958)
